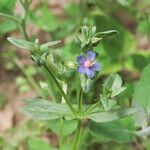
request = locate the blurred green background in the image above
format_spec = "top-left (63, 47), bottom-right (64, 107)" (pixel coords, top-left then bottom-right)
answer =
top-left (0, 0), bottom-right (150, 150)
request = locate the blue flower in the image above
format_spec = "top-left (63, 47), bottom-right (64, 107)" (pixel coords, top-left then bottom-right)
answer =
top-left (77, 51), bottom-right (100, 78)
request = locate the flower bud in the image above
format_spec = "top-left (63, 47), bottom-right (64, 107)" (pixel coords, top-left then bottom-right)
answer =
top-left (63, 61), bottom-right (77, 70)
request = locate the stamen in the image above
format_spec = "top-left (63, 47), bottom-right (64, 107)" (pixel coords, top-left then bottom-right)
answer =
top-left (84, 60), bottom-right (93, 67)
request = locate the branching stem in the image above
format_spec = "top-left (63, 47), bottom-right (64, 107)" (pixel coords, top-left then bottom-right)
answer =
top-left (43, 64), bottom-right (77, 116)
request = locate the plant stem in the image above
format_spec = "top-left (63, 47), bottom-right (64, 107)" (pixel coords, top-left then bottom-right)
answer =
top-left (43, 64), bottom-right (76, 115)
top-left (42, 67), bottom-right (58, 102)
top-left (19, 0), bottom-right (30, 41)
top-left (62, 81), bottom-right (67, 103)
top-left (21, 19), bottom-right (29, 41)
top-left (0, 0), bottom-right (31, 41)
top-left (76, 73), bottom-right (83, 116)
top-left (0, 13), bottom-right (20, 24)
top-left (78, 86), bottom-right (83, 116)
top-left (84, 101), bottom-right (101, 115)
top-left (72, 119), bottom-right (82, 150)
top-left (59, 118), bottom-right (64, 150)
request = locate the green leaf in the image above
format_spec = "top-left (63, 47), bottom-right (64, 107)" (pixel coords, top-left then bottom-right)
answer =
top-left (85, 107), bottom-right (137, 123)
top-left (133, 64), bottom-right (150, 111)
top-left (80, 75), bottom-right (93, 93)
top-left (89, 120), bottom-right (135, 143)
top-left (20, 99), bottom-right (75, 120)
top-left (130, 51), bottom-right (150, 72)
top-left (7, 37), bottom-right (34, 50)
top-left (111, 87), bottom-right (127, 98)
top-left (74, 36), bottom-right (82, 48)
top-left (96, 30), bottom-right (119, 38)
top-left (47, 119), bottom-right (77, 136)
top-left (100, 94), bottom-right (116, 111)
top-left (81, 25), bottom-right (90, 40)
top-left (103, 73), bottom-right (122, 91)
top-left (27, 137), bottom-right (53, 150)
top-left (91, 37), bottom-right (102, 47)
top-left (0, 12), bottom-right (18, 23)
top-left (0, 0), bottom-right (16, 14)
top-left (103, 73), bottom-right (124, 96)
top-left (135, 127), bottom-right (150, 137)
top-left (91, 26), bottom-right (96, 36)
top-left (111, 74), bottom-right (122, 91)
top-left (63, 61), bottom-right (77, 70)
top-left (0, 20), bottom-right (17, 35)
top-left (40, 40), bottom-right (61, 50)
top-left (133, 101), bottom-right (148, 128)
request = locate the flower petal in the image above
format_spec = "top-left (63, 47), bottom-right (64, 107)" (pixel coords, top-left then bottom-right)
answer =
top-left (77, 65), bottom-right (86, 74)
top-left (77, 55), bottom-right (85, 64)
top-left (92, 62), bottom-right (100, 71)
top-left (86, 68), bottom-right (95, 78)
top-left (86, 51), bottom-right (96, 61)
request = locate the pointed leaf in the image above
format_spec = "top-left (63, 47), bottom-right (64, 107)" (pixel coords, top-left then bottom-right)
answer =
top-left (132, 101), bottom-right (148, 128)
top-left (40, 40), bottom-right (61, 50)
top-left (91, 26), bottom-right (96, 36)
top-left (7, 37), bottom-right (34, 50)
top-left (135, 127), bottom-right (150, 137)
top-left (74, 36), bottom-right (82, 48)
top-left (89, 121), bottom-right (135, 143)
top-left (111, 87), bottom-right (126, 98)
top-left (20, 99), bottom-right (75, 120)
top-left (96, 30), bottom-right (119, 38)
top-left (103, 73), bottom-right (123, 96)
top-left (81, 25), bottom-right (90, 40)
top-left (100, 94), bottom-right (116, 111)
top-left (112, 74), bottom-right (122, 90)
top-left (80, 75), bottom-right (93, 93)
top-left (86, 107), bottom-right (137, 123)
top-left (133, 64), bottom-right (150, 111)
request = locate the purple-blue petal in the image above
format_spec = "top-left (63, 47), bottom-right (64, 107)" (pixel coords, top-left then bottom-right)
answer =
top-left (86, 68), bottom-right (95, 78)
top-left (86, 51), bottom-right (96, 61)
top-left (92, 62), bottom-right (100, 71)
top-left (77, 65), bottom-right (86, 74)
top-left (77, 55), bottom-right (85, 64)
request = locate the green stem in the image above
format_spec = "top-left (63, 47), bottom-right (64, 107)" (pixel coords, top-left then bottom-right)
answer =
top-left (78, 87), bottom-right (83, 116)
top-left (84, 101), bottom-right (101, 115)
top-left (18, 0), bottom-right (30, 41)
top-left (0, 0), bottom-right (31, 41)
top-left (62, 81), bottom-right (67, 103)
top-left (72, 120), bottom-right (82, 150)
top-left (21, 19), bottom-right (29, 41)
top-left (78, 0), bottom-right (87, 26)
top-left (0, 13), bottom-right (22, 34)
top-left (76, 73), bottom-right (83, 116)
top-left (0, 13), bottom-right (20, 24)
top-left (59, 118), bottom-right (64, 150)
top-left (43, 64), bottom-right (76, 115)
top-left (42, 67), bottom-right (57, 102)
